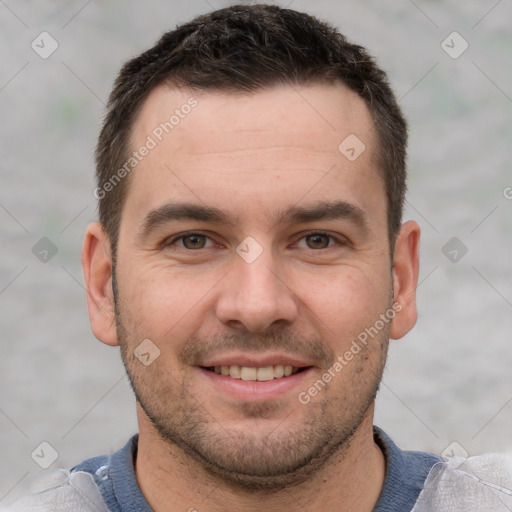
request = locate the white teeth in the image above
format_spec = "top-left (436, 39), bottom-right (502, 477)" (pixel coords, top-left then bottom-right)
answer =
top-left (274, 364), bottom-right (284, 378)
top-left (210, 364), bottom-right (303, 381)
top-left (256, 366), bottom-right (274, 381)
top-left (229, 365), bottom-right (241, 379)
top-left (241, 367), bottom-right (257, 380)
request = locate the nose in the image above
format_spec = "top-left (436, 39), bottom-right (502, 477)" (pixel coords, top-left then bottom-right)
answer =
top-left (215, 246), bottom-right (299, 332)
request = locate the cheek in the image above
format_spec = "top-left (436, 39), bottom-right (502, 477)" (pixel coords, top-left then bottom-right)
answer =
top-left (118, 262), bottom-right (219, 339)
top-left (297, 266), bottom-right (391, 347)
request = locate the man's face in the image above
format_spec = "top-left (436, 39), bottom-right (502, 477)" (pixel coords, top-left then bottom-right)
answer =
top-left (113, 83), bottom-right (395, 488)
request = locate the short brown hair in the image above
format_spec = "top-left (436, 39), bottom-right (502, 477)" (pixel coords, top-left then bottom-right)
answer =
top-left (95, 3), bottom-right (408, 258)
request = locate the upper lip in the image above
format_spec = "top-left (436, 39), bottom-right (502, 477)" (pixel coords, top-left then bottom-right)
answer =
top-left (198, 353), bottom-right (316, 369)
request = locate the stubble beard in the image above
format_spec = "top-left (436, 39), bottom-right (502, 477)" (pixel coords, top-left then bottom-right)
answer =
top-left (113, 273), bottom-right (390, 491)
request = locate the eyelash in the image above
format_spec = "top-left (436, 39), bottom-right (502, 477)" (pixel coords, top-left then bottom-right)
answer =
top-left (163, 230), bottom-right (347, 251)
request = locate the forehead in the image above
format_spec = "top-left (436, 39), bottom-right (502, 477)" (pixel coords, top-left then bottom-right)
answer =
top-left (124, 82), bottom-right (384, 231)
top-left (133, 82), bottom-right (376, 156)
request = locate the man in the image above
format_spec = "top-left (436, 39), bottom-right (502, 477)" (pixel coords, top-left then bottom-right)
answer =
top-left (5, 4), bottom-right (512, 511)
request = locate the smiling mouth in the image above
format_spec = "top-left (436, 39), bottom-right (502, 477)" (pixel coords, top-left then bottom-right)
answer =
top-left (201, 365), bottom-right (310, 381)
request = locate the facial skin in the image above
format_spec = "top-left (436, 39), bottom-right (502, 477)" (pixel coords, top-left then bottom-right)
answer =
top-left (83, 83), bottom-right (420, 511)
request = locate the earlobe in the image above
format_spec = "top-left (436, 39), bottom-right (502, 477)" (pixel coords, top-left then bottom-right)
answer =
top-left (81, 222), bottom-right (119, 346)
top-left (390, 220), bottom-right (421, 340)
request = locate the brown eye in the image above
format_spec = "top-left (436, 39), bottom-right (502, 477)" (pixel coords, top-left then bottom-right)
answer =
top-left (305, 233), bottom-right (331, 249)
top-left (182, 234), bottom-right (207, 249)
top-left (163, 232), bottom-right (217, 251)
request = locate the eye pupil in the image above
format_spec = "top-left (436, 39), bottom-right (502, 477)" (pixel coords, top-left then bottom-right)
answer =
top-left (183, 234), bottom-right (205, 249)
top-left (307, 234), bottom-right (329, 249)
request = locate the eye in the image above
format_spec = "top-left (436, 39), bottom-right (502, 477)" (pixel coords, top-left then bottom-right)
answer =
top-left (163, 230), bottom-right (347, 252)
top-left (295, 231), bottom-right (345, 250)
top-left (164, 232), bottom-right (216, 250)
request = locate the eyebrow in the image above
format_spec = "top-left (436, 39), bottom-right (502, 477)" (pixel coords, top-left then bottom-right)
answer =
top-left (138, 199), bottom-right (369, 239)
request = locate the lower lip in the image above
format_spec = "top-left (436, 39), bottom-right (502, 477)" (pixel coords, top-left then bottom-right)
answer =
top-left (198, 367), bottom-right (313, 401)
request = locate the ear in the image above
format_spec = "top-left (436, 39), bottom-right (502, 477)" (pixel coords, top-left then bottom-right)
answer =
top-left (81, 222), bottom-right (119, 346)
top-left (390, 220), bottom-right (421, 340)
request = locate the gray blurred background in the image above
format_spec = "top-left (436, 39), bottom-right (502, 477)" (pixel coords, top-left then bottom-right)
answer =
top-left (1, 0), bottom-right (511, 505)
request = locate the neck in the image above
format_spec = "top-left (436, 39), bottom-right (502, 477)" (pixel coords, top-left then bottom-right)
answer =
top-left (134, 404), bottom-right (386, 512)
